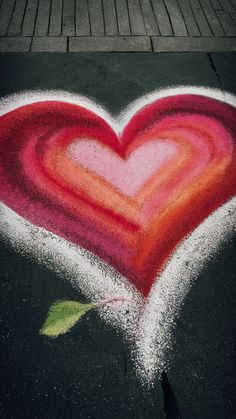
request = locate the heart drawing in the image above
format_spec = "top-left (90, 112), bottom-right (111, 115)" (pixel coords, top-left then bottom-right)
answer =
top-left (0, 87), bottom-right (235, 384)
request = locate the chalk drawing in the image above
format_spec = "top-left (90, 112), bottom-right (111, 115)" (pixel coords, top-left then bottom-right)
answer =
top-left (0, 87), bottom-right (235, 384)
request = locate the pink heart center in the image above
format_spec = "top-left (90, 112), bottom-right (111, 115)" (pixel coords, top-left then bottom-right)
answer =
top-left (68, 139), bottom-right (178, 196)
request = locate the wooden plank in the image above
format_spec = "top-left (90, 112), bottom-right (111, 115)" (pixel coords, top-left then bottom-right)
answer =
top-left (210, 0), bottom-right (222, 10)
top-left (196, 10), bottom-right (215, 35)
top-left (88, 0), bottom-right (104, 36)
top-left (152, 35), bottom-right (236, 50)
top-left (31, 36), bottom-right (67, 51)
top-left (116, 0), bottom-right (130, 35)
top-left (190, 0), bottom-right (214, 36)
top-left (0, 36), bottom-right (31, 51)
top-left (150, 0), bottom-right (173, 35)
top-left (127, 0), bottom-right (146, 34)
top-left (198, 0), bottom-right (225, 36)
top-left (103, 0), bottom-right (118, 35)
top-left (229, 0), bottom-right (236, 8)
top-left (177, 0), bottom-right (201, 36)
top-left (35, 0), bottom-right (51, 36)
top-left (49, 0), bottom-right (63, 36)
top-left (76, 0), bottom-right (90, 35)
top-left (140, 0), bottom-right (159, 35)
top-left (216, 10), bottom-right (236, 34)
top-left (0, 0), bottom-right (16, 36)
top-left (62, 0), bottom-right (75, 36)
top-left (21, 0), bottom-right (38, 36)
top-left (190, 0), bottom-right (203, 10)
top-left (7, 0), bottom-right (27, 36)
top-left (69, 36), bottom-right (151, 51)
top-left (164, 0), bottom-right (188, 36)
top-left (218, 0), bottom-right (235, 11)
top-left (194, 9), bottom-right (213, 35)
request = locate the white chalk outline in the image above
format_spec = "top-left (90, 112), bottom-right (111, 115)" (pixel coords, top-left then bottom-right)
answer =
top-left (0, 87), bottom-right (235, 384)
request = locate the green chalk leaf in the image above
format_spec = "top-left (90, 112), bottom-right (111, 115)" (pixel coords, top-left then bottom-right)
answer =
top-left (40, 300), bottom-right (95, 337)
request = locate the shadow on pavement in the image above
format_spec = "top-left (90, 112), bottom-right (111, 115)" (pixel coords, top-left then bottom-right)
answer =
top-left (161, 371), bottom-right (181, 419)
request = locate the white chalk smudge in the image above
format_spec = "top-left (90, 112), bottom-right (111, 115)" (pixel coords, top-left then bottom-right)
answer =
top-left (0, 198), bottom-right (235, 384)
top-left (0, 203), bottom-right (143, 340)
top-left (0, 87), bottom-right (235, 384)
top-left (135, 197), bottom-right (236, 385)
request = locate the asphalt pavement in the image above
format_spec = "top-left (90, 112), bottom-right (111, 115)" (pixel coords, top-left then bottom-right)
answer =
top-left (0, 52), bottom-right (235, 418)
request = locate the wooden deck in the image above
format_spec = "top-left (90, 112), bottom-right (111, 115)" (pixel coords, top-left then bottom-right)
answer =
top-left (0, 0), bottom-right (236, 51)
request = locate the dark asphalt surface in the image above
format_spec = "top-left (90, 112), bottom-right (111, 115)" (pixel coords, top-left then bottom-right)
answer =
top-left (0, 53), bottom-right (236, 418)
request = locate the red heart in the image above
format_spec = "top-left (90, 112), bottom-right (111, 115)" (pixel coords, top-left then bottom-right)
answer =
top-left (0, 94), bottom-right (235, 296)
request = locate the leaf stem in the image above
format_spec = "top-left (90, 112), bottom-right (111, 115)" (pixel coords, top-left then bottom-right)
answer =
top-left (94, 295), bottom-right (127, 308)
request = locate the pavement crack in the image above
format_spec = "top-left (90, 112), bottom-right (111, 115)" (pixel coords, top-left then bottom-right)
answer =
top-left (208, 53), bottom-right (222, 89)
